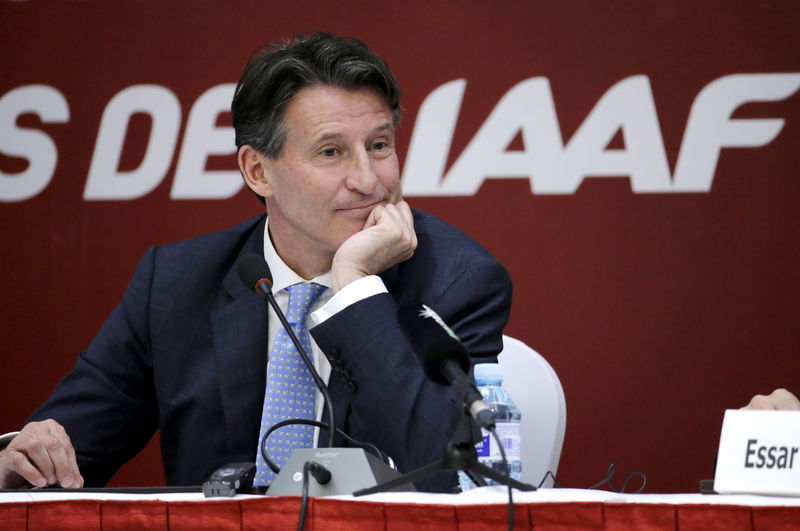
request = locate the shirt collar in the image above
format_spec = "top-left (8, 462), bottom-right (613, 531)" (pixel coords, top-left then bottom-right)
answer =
top-left (263, 216), bottom-right (333, 293)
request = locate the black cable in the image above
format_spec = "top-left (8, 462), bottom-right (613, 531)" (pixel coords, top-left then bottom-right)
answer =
top-left (535, 464), bottom-right (647, 493)
top-left (296, 461), bottom-right (332, 529)
top-left (298, 461), bottom-right (311, 531)
top-left (260, 418), bottom-right (393, 474)
top-left (536, 470), bottom-right (561, 489)
top-left (617, 471), bottom-right (647, 493)
top-left (586, 463), bottom-right (647, 493)
top-left (488, 427), bottom-right (514, 531)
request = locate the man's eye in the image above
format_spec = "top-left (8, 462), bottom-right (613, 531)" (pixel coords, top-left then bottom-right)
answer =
top-left (372, 142), bottom-right (388, 151)
top-left (321, 148), bottom-right (338, 157)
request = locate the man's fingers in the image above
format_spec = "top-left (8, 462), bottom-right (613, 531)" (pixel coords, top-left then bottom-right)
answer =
top-left (63, 436), bottom-right (83, 487)
top-left (385, 200), bottom-right (413, 231)
top-left (0, 420), bottom-right (82, 488)
top-left (3, 450), bottom-right (48, 487)
top-left (17, 432), bottom-right (58, 485)
top-left (379, 201), bottom-right (416, 249)
top-left (363, 200), bottom-right (388, 229)
top-left (742, 388), bottom-right (800, 410)
top-left (47, 422), bottom-right (80, 487)
top-left (46, 438), bottom-right (77, 487)
top-left (743, 394), bottom-right (772, 410)
top-left (768, 388), bottom-right (800, 410)
top-left (396, 201), bottom-right (418, 249)
top-left (396, 200), bottom-right (413, 225)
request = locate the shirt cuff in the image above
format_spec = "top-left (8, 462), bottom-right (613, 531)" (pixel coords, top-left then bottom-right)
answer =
top-left (310, 275), bottom-right (388, 326)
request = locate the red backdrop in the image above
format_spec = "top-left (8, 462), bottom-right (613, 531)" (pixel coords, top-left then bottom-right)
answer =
top-left (2, 1), bottom-right (798, 493)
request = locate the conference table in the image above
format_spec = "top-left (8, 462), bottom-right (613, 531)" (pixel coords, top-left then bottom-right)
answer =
top-left (1, 486), bottom-right (798, 530)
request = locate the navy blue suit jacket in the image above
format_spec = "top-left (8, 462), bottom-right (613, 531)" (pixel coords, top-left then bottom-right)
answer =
top-left (30, 210), bottom-right (512, 492)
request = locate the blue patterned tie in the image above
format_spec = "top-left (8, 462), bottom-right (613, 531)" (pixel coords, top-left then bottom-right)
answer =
top-left (254, 282), bottom-right (327, 486)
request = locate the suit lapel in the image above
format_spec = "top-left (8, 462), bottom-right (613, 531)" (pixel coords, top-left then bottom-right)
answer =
top-left (211, 218), bottom-right (270, 458)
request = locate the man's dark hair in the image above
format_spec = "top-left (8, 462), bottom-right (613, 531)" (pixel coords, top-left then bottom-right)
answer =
top-left (232, 32), bottom-right (401, 159)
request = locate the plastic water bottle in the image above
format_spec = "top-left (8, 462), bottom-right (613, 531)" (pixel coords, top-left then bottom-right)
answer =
top-left (458, 363), bottom-right (522, 491)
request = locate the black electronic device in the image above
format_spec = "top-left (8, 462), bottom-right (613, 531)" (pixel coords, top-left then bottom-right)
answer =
top-left (202, 462), bottom-right (256, 497)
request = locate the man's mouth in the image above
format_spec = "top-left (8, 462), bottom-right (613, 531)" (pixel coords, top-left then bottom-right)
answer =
top-left (336, 199), bottom-right (384, 214)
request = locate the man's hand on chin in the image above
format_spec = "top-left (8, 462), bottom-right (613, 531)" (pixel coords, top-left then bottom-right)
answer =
top-left (331, 200), bottom-right (417, 292)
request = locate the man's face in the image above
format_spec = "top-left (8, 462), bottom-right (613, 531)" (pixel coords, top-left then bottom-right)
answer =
top-left (256, 85), bottom-right (401, 271)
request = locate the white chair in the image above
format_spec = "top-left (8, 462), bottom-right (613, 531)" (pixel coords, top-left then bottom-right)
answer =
top-left (497, 335), bottom-right (566, 487)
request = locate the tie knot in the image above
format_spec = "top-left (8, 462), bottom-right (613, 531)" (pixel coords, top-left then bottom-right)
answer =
top-left (284, 283), bottom-right (327, 324)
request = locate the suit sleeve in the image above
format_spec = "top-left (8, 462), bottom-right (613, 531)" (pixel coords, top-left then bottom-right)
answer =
top-left (310, 255), bottom-right (512, 493)
top-left (27, 249), bottom-right (159, 487)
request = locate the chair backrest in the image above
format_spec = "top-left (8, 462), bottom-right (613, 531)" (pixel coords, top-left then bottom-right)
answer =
top-left (497, 335), bottom-right (566, 487)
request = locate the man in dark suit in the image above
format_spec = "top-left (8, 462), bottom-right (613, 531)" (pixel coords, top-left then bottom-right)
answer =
top-left (0, 33), bottom-right (511, 493)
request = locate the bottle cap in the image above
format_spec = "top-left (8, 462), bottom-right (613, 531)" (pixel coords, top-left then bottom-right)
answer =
top-left (474, 362), bottom-right (503, 384)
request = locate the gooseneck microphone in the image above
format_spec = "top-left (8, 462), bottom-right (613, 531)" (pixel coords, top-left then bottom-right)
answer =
top-left (237, 253), bottom-right (336, 448)
top-left (397, 302), bottom-right (495, 430)
top-left (238, 252), bottom-right (275, 293)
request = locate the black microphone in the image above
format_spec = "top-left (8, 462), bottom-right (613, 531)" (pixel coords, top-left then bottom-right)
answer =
top-left (237, 253), bottom-right (336, 448)
top-left (397, 302), bottom-right (495, 430)
top-left (237, 252), bottom-right (274, 294)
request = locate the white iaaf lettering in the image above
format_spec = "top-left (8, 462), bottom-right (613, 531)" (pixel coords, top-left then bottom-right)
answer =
top-left (402, 73), bottom-right (800, 195)
top-left (1, 74), bottom-right (798, 201)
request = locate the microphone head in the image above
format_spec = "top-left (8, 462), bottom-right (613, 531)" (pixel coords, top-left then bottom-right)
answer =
top-left (398, 301), bottom-right (470, 385)
top-left (237, 253), bottom-right (273, 293)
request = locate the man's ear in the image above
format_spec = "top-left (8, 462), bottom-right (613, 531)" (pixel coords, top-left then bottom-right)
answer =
top-left (237, 145), bottom-right (273, 198)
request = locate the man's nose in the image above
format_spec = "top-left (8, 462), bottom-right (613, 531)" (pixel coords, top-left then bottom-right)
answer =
top-left (345, 148), bottom-right (378, 194)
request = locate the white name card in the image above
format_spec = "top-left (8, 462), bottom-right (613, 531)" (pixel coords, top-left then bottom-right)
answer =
top-left (714, 409), bottom-right (800, 496)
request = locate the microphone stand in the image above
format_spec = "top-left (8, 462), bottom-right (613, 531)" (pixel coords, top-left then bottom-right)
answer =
top-left (353, 377), bottom-right (536, 496)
